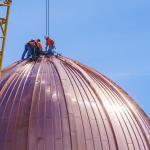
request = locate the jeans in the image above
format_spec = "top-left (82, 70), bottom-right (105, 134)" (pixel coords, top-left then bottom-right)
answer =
top-left (47, 45), bottom-right (55, 55)
top-left (21, 44), bottom-right (32, 60)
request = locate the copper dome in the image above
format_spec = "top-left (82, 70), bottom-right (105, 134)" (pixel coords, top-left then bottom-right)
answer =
top-left (0, 56), bottom-right (150, 150)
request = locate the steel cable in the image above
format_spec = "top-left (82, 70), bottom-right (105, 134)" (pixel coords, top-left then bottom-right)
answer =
top-left (48, 0), bottom-right (49, 36)
top-left (46, 0), bottom-right (47, 36)
top-left (46, 0), bottom-right (50, 36)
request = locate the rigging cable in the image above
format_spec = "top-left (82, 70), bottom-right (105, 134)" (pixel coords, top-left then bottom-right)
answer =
top-left (46, 0), bottom-right (50, 37)
top-left (46, 0), bottom-right (47, 36)
top-left (48, 0), bottom-right (50, 36)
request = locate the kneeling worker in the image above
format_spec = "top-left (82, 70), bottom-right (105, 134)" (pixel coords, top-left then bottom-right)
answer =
top-left (36, 39), bottom-right (43, 52)
top-left (36, 39), bottom-right (44, 55)
top-left (32, 39), bottom-right (43, 61)
top-left (45, 36), bottom-right (55, 55)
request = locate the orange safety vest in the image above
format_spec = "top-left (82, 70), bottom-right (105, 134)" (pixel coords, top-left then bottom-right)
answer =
top-left (36, 41), bottom-right (43, 49)
top-left (46, 38), bottom-right (54, 47)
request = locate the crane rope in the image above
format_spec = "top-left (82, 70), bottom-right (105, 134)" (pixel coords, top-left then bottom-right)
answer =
top-left (46, 0), bottom-right (50, 37)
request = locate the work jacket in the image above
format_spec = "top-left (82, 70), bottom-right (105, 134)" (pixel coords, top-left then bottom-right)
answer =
top-left (46, 38), bottom-right (54, 47)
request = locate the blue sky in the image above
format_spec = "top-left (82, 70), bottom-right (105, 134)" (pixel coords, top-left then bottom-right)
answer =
top-left (2, 0), bottom-right (150, 116)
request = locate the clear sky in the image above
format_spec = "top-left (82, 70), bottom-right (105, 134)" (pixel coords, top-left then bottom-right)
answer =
top-left (2, 0), bottom-right (150, 116)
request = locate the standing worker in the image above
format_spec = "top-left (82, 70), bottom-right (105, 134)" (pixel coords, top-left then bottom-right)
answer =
top-left (45, 36), bottom-right (55, 55)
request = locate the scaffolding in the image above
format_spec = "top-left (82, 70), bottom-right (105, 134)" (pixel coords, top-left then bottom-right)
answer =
top-left (0, 0), bottom-right (11, 71)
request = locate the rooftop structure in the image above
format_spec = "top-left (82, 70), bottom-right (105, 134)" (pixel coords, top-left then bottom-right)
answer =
top-left (0, 56), bottom-right (150, 150)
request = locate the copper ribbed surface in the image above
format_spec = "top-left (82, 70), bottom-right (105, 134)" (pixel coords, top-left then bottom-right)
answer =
top-left (0, 56), bottom-right (150, 150)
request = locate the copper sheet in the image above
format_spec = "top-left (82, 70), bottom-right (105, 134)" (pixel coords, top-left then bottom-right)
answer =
top-left (0, 56), bottom-right (150, 150)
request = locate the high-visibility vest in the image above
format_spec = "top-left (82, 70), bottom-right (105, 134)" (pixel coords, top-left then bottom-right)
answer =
top-left (46, 38), bottom-right (54, 47)
top-left (36, 41), bottom-right (43, 49)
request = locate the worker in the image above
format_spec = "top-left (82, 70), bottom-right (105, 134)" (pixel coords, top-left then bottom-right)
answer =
top-left (21, 40), bottom-right (33, 60)
top-left (24, 39), bottom-right (38, 61)
top-left (31, 40), bottom-right (41, 61)
top-left (45, 36), bottom-right (55, 55)
top-left (36, 39), bottom-right (44, 55)
top-left (36, 39), bottom-right (43, 51)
